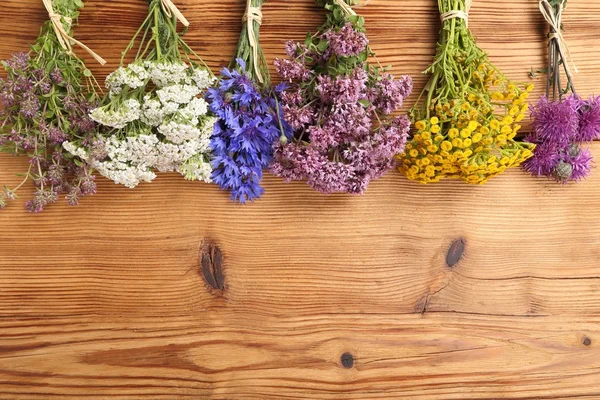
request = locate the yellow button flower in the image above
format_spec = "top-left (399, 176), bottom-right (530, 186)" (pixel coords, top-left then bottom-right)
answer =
top-left (501, 116), bottom-right (514, 125)
top-left (440, 141), bottom-right (453, 151)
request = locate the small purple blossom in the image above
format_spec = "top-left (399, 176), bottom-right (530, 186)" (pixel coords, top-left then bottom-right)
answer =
top-left (323, 23), bottom-right (369, 57)
top-left (46, 126), bottom-right (69, 145)
top-left (19, 93), bottom-right (40, 119)
top-left (50, 68), bottom-right (63, 84)
top-left (5, 52), bottom-right (29, 70)
top-left (273, 58), bottom-right (311, 82)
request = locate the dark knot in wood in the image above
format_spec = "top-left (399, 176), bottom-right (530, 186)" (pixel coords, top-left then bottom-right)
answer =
top-left (583, 337), bottom-right (592, 346)
top-left (341, 352), bottom-right (354, 369)
top-left (200, 241), bottom-right (224, 291)
top-left (446, 238), bottom-right (466, 267)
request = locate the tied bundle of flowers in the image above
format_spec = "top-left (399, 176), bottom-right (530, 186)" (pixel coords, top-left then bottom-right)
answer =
top-left (206, 0), bottom-right (292, 203)
top-left (64, 0), bottom-right (217, 188)
top-left (0, 0), bottom-right (106, 212)
top-left (269, 0), bottom-right (413, 194)
top-left (522, 0), bottom-right (599, 183)
top-left (399, 0), bottom-right (535, 185)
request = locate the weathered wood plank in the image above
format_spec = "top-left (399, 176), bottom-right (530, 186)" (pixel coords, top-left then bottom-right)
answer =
top-left (0, 314), bottom-right (599, 399)
top-left (1, 0), bottom-right (600, 398)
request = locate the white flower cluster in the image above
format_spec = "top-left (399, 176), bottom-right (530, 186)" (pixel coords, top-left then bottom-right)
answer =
top-left (104, 60), bottom-right (215, 95)
top-left (105, 62), bottom-right (149, 97)
top-left (90, 99), bottom-right (141, 130)
top-left (79, 61), bottom-right (218, 188)
top-left (62, 141), bottom-right (88, 160)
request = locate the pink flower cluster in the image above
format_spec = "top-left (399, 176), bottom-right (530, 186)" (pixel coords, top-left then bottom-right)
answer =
top-left (270, 22), bottom-right (412, 194)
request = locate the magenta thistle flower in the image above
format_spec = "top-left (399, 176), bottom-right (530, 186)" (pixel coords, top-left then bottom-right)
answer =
top-left (565, 145), bottom-right (592, 182)
top-left (577, 96), bottom-right (600, 142)
top-left (529, 95), bottom-right (579, 146)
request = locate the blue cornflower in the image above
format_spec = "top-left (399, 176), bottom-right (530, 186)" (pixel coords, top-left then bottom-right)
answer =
top-left (207, 60), bottom-right (291, 203)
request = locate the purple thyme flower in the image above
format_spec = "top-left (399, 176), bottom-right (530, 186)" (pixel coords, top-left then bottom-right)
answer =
top-left (5, 52), bottom-right (29, 70)
top-left (46, 126), bottom-right (69, 145)
top-left (19, 92), bottom-right (40, 119)
top-left (50, 68), bottom-right (63, 84)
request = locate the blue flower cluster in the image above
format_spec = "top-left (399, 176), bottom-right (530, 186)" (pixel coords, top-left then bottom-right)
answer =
top-left (206, 59), bottom-right (291, 203)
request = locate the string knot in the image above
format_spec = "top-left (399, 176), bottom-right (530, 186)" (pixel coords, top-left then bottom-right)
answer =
top-left (539, 0), bottom-right (578, 74)
top-left (160, 0), bottom-right (190, 27)
top-left (42, 0), bottom-right (106, 65)
top-left (333, 0), bottom-right (357, 17)
top-left (243, 6), bottom-right (263, 25)
top-left (243, 0), bottom-right (264, 83)
top-left (440, 0), bottom-right (472, 27)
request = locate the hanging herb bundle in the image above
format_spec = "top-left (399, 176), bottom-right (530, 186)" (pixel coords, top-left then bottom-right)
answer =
top-left (399, 0), bottom-right (535, 185)
top-left (0, 0), bottom-right (105, 212)
top-left (522, 0), bottom-right (600, 183)
top-left (206, 0), bottom-right (292, 203)
top-left (269, 0), bottom-right (413, 195)
top-left (64, 0), bottom-right (216, 188)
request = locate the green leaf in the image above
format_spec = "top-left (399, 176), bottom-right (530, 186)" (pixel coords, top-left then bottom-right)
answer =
top-left (317, 40), bottom-right (328, 52)
top-left (304, 32), bottom-right (313, 46)
top-left (333, 8), bottom-right (342, 21)
top-left (83, 69), bottom-right (92, 77)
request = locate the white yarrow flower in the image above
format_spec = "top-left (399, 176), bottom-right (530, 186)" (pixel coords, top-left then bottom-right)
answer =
top-left (62, 141), bottom-right (88, 160)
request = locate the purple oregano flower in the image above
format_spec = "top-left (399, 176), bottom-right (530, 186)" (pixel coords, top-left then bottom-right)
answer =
top-left (269, 0), bottom-right (413, 195)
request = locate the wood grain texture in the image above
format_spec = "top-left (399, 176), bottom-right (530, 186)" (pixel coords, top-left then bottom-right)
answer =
top-left (1, 0), bottom-right (600, 399)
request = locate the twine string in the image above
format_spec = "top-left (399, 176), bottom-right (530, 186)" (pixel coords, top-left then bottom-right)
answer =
top-left (333, 0), bottom-right (357, 16)
top-left (242, 0), bottom-right (264, 83)
top-left (160, 0), bottom-right (190, 27)
top-left (440, 0), bottom-right (472, 27)
top-left (41, 0), bottom-right (106, 65)
top-left (539, 0), bottom-right (578, 74)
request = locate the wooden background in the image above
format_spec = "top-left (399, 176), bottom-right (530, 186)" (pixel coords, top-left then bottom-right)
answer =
top-left (1, 0), bottom-right (600, 398)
